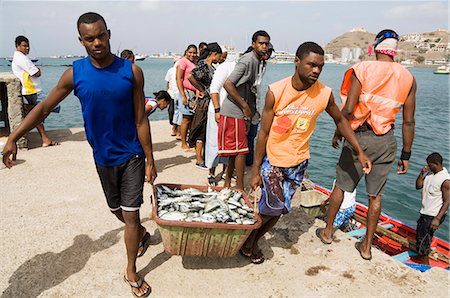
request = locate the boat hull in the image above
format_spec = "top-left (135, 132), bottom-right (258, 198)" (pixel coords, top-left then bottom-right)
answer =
top-left (309, 184), bottom-right (449, 271)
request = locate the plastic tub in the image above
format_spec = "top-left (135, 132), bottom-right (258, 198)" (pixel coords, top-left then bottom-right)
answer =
top-left (299, 189), bottom-right (329, 218)
top-left (152, 183), bottom-right (262, 257)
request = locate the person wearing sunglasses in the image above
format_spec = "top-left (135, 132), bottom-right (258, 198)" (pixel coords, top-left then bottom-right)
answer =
top-left (318, 29), bottom-right (417, 261)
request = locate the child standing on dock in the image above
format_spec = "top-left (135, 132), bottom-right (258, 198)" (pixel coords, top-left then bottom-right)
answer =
top-left (415, 152), bottom-right (449, 265)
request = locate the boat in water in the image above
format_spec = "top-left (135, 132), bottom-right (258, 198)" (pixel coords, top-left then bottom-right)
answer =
top-left (267, 51), bottom-right (295, 64)
top-left (300, 181), bottom-right (449, 272)
top-left (134, 54), bottom-right (146, 61)
top-left (7, 58), bottom-right (39, 63)
top-left (433, 65), bottom-right (449, 75)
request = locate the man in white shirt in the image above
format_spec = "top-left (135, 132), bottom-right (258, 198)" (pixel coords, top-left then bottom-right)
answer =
top-left (12, 35), bottom-right (59, 147)
top-left (415, 152), bottom-right (449, 265)
top-left (165, 58), bottom-right (180, 138)
top-left (205, 60), bottom-right (236, 185)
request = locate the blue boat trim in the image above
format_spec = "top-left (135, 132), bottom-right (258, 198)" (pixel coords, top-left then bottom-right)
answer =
top-left (392, 250), bottom-right (417, 262)
top-left (346, 224), bottom-right (394, 237)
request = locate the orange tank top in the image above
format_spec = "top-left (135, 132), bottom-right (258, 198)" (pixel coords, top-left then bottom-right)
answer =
top-left (340, 61), bottom-right (413, 135)
top-left (267, 77), bottom-right (331, 167)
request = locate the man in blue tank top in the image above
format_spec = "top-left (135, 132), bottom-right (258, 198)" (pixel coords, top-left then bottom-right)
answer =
top-left (2, 12), bottom-right (154, 297)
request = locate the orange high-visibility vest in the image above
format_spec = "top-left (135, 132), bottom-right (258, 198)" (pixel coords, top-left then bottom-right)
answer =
top-left (267, 76), bottom-right (331, 167)
top-left (340, 61), bottom-right (413, 135)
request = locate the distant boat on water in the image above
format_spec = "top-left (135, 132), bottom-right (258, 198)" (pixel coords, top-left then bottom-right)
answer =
top-left (7, 58), bottom-right (39, 63)
top-left (433, 65), bottom-right (449, 75)
top-left (268, 51), bottom-right (295, 64)
top-left (135, 54), bottom-right (146, 61)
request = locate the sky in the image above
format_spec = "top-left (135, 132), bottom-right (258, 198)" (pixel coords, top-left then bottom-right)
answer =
top-left (0, 0), bottom-right (448, 57)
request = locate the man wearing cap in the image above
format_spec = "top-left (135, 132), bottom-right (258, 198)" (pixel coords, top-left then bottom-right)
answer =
top-left (317, 29), bottom-right (417, 261)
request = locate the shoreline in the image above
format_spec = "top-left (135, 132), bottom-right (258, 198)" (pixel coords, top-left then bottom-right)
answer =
top-left (1, 122), bottom-right (448, 297)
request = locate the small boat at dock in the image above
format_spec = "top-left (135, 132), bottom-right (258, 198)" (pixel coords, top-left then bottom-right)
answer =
top-left (300, 182), bottom-right (449, 271)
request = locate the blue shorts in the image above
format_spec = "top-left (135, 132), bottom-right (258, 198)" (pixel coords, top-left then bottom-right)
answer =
top-left (172, 91), bottom-right (182, 125)
top-left (177, 90), bottom-right (194, 116)
top-left (333, 204), bottom-right (356, 228)
top-left (258, 156), bottom-right (308, 216)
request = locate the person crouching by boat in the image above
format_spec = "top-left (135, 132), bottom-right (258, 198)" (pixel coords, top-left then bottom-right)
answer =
top-left (176, 44), bottom-right (198, 152)
top-left (242, 42), bottom-right (371, 264)
top-left (321, 180), bottom-right (356, 232)
top-left (187, 42), bottom-right (223, 169)
top-left (145, 91), bottom-right (172, 117)
top-left (415, 152), bottom-right (449, 265)
top-left (317, 29), bottom-right (417, 261)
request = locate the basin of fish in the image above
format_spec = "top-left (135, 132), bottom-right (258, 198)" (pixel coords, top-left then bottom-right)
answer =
top-left (153, 184), bottom-right (258, 226)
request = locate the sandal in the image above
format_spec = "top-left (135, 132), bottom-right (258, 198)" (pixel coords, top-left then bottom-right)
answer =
top-left (123, 274), bottom-right (151, 297)
top-left (250, 249), bottom-right (265, 264)
top-left (42, 140), bottom-right (60, 147)
top-left (137, 232), bottom-right (151, 257)
top-left (239, 247), bottom-right (252, 258)
top-left (315, 228), bottom-right (332, 245)
top-left (355, 241), bottom-right (372, 261)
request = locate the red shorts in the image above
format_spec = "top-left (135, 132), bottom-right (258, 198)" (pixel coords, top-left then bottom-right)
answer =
top-left (218, 115), bottom-right (249, 156)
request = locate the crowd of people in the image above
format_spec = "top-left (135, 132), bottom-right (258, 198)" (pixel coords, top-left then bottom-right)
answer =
top-left (3, 11), bottom-right (449, 297)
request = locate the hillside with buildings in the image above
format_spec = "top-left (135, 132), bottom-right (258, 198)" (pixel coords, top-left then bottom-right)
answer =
top-left (324, 28), bottom-right (449, 66)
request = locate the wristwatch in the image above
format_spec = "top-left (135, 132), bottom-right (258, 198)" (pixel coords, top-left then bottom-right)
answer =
top-left (214, 107), bottom-right (220, 113)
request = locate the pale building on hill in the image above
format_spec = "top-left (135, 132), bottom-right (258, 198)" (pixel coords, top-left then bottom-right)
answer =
top-left (350, 27), bottom-right (367, 33)
top-left (401, 33), bottom-right (422, 42)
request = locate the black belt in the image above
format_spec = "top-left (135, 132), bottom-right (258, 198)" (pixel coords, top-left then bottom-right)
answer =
top-left (355, 122), bottom-right (395, 133)
top-left (354, 122), bottom-right (373, 132)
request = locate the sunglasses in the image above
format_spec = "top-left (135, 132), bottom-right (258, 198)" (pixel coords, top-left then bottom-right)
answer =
top-left (374, 31), bottom-right (399, 47)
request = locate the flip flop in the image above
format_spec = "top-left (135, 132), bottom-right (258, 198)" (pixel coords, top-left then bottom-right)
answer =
top-left (355, 241), bottom-right (372, 261)
top-left (239, 247), bottom-right (252, 258)
top-left (250, 250), bottom-right (265, 264)
top-left (137, 232), bottom-right (151, 257)
top-left (315, 228), bottom-right (332, 245)
top-left (42, 141), bottom-right (60, 147)
top-left (123, 274), bottom-right (151, 298)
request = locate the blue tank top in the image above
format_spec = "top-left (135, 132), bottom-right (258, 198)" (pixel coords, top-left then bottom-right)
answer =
top-left (73, 56), bottom-right (144, 166)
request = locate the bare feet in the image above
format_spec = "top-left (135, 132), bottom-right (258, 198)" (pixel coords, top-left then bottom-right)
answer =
top-left (181, 145), bottom-right (193, 152)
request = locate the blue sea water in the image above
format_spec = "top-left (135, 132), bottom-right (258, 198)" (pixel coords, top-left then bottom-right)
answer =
top-left (1, 58), bottom-right (449, 241)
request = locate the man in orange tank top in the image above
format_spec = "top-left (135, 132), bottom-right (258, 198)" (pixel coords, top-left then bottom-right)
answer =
top-left (318, 29), bottom-right (417, 261)
top-left (240, 42), bottom-right (371, 264)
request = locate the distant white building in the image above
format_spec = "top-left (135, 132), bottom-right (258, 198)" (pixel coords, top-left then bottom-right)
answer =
top-left (341, 47), bottom-right (352, 62)
top-left (416, 43), bottom-right (430, 50)
top-left (352, 48), bottom-right (362, 60)
top-left (341, 47), bottom-right (362, 62)
top-left (350, 27), bottom-right (368, 33)
top-left (401, 33), bottom-right (422, 42)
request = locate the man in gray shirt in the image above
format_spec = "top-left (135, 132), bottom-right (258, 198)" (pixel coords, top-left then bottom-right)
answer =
top-left (218, 30), bottom-right (270, 190)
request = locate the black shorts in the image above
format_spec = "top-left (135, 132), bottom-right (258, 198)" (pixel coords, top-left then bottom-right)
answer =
top-left (416, 213), bottom-right (446, 256)
top-left (96, 155), bottom-right (145, 212)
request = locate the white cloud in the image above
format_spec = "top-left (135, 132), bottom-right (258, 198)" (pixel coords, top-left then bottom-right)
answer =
top-left (386, 2), bottom-right (447, 20)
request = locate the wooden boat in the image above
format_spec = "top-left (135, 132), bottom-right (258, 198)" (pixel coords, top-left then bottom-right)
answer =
top-left (303, 183), bottom-right (449, 271)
